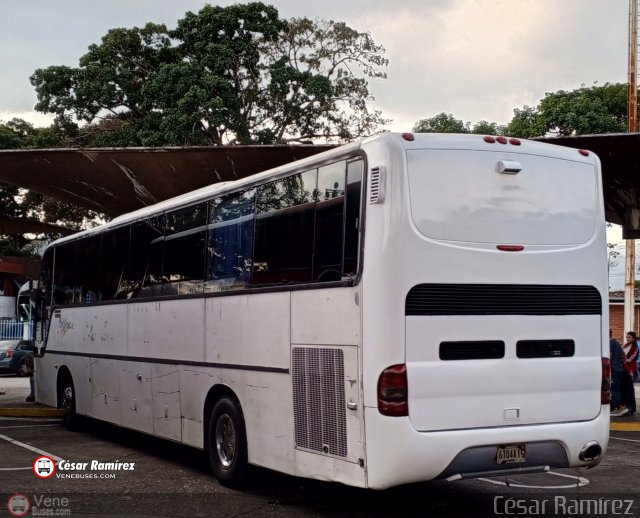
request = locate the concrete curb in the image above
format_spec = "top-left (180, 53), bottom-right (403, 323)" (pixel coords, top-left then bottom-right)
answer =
top-left (0, 406), bottom-right (63, 418)
top-left (610, 421), bottom-right (640, 431)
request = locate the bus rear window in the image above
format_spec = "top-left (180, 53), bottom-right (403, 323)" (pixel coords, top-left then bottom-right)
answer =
top-left (406, 150), bottom-right (598, 246)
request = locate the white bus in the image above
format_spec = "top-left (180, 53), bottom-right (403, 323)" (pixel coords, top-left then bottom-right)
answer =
top-left (33, 133), bottom-right (609, 489)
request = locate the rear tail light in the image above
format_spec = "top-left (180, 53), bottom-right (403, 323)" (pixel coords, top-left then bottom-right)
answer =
top-left (378, 364), bottom-right (408, 416)
top-left (601, 357), bottom-right (611, 405)
top-left (6, 348), bottom-right (14, 358)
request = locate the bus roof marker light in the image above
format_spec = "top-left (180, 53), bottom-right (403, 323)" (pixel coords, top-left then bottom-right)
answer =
top-left (401, 132), bottom-right (415, 141)
top-left (483, 136), bottom-right (496, 143)
top-left (578, 149), bottom-right (590, 157)
top-left (496, 136), bottom-right (508, 144)
top-left (497, 245), bottom-right (525, 252)
top-left (509, 138), bottom-right (521, 146)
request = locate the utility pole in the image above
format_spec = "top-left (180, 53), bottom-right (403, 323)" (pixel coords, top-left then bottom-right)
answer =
top-left (625, 0), bottom-right (638, 337)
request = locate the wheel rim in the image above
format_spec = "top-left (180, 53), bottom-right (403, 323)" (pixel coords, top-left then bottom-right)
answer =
top-left (215, 413), bottom-right (236, 468)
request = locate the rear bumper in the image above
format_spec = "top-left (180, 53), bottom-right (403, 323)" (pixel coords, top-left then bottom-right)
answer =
top-left (363, 406), bottom-right (609, 489)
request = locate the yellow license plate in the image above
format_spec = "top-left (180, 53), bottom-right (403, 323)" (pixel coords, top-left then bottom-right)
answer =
top-left (496, 444), bottom-right (526, 464)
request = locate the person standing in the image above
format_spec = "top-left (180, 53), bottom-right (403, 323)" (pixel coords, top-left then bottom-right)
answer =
top-left (610, 330), bottom-right (625, 414)
top-left (614, 331), bottom-right (639, 417)
top-left (623, 332), bottom-right (639, 382)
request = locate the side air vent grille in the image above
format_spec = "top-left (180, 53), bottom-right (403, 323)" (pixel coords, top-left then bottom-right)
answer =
top-left (517, 340), bottom-right (575, 358)
top-left (369, 166), bottom-right (386, 204)
top-left (440, 341), bottom-right (505, 360)
top-left (406, 284), bottom-right (601, 316)
top-left (292, 347), bottom-right (347, 458)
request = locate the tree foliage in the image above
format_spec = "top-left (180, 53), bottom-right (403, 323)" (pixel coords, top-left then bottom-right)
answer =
top-left (413, 113), bottom-right (470, 133)
top-left (413, 113), bottom-right (503, 135)
top-left (30, 3), bottom-right (389, 146)
top-left (504, 83), bottom-right (628, 138)
top-left (414, 83), bottom-right (631, 139)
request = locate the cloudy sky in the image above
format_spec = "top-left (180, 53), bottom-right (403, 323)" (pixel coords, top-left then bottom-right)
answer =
top-left (0, 0), bottom-right (630, 131)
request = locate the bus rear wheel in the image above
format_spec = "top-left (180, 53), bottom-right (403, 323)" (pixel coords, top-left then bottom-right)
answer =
top-left (207, 396), bottom-right (247, 487)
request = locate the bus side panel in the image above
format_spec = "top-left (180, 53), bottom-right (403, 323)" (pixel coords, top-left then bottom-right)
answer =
top-left (205, 292), bottom-right (290, 369)
top-left (180, 366), bottom-right (295, 474)
top-left (119, 361), bottom-right (152, 433)
top-left (195, 292), bottom-right (294, 471)
top-left (152, 364), bottom-right (181, 441)
top-left (291, 287), bottom-right (361, 346)
top-left (291, 287), bottom-right (364, 476)
top-left (90, 358), bottom-right (121, 423)
top-left (129, 300), bottom-right (205, 362)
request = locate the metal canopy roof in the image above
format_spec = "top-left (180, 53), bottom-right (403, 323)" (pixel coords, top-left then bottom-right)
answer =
top-left (0, 135), bottom-right (637, 236)
top-left (0, 145), bottom-right (333, 219)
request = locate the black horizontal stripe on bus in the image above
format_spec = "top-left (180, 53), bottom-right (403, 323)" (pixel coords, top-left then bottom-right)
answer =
top-left (405, 284), bottom-right (602, 316)
top-left (43, 350), bottom-right (290, 374)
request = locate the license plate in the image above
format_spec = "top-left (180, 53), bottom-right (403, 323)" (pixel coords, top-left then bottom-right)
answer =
top-left (496, 444), bottom-right (526, 464)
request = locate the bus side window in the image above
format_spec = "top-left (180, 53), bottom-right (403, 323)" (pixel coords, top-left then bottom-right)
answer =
top-left (127, 216), bottom-right (165, 299)
top-left (343, 158), bottom-right (363, 277)
top-left (206, 189), bottom-right (256, 292)
top-left (253, 171), bottom-right (316, 286)
top-left (52, 242), bottom-right (80, 306)
top-left (163, 203), bottom-right (208, 296)
top-left (314, 161), bottom-right (346, 282)
top-left (101, 227), bottom-right (130, 301)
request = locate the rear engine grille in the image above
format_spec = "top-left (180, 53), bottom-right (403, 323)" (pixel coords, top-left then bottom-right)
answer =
top-left (292, 347), bottom-right (347, 457)
top-left (516, 340), bottom-right (575, 358)
top-left (406, 284), bottom-right (601, 316)
top-left (440, 341), bottom-right (505, 360)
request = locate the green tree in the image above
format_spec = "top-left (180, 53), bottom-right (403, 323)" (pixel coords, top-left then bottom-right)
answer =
top-left (30, 3), bottom-right (389, 146)
top-left (537, 83), bottom-right (627, 136)
top-left (413, 113), bottom-right (470, 133)
top-left (505, 83), bottom-right (629, 138)
top-left (31, 22), bottom-right (177, 146)
top-left (471, 120), bottom-right (503, 135)
top-left (503, 106), bottom-right (542, 138)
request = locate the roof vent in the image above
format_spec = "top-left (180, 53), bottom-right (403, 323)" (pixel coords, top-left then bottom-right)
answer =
top-left (369, 166), bottom-right (386, 204)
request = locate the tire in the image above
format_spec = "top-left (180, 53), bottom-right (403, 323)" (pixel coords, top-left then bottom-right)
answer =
top-left (207, 396), bottom-right (248, 487)
top-left (60, 374), bottom-right (79, 431)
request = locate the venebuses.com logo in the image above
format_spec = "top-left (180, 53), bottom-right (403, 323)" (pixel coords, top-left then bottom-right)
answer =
top-left (32, 456), bottom-right (56, 479)
top-left (6, 494), bottom-right (71, 517)
top-left (6, 493), bottom-right (30, 517)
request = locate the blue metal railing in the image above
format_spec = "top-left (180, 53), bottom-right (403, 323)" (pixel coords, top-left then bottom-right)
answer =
top-left (0, 319), bottom-right (34, 341)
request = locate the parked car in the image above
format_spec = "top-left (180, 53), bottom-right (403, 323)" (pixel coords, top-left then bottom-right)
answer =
top-left (0, 340), bottom-right (35, 376)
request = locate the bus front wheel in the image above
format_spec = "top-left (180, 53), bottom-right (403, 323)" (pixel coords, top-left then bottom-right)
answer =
top-left (59, 374), bottom-right (78, 431)
top-left (207, 396), bottom-right (247, 487)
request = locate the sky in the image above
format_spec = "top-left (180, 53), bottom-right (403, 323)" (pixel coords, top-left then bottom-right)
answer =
top-left (0, 0), bottom-right (631, 131)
